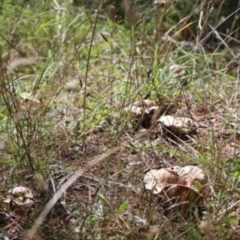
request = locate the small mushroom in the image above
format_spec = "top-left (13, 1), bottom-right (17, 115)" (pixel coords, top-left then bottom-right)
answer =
top-left (20, 92), bottom-right (41, 104)
top-left (169, 64), bottom-right (188, 86)
top-left (144, 169), bottom-right (179, 194)
top-left (124, 100), bottom-right (158, 129)
top-left (158, 115), bottom-right (198, 135)
top-left (124, 105), bottom-right (144, 115)
top-left (161, 184), bottom-right (204, 215)
top-left (3, 186), bottom-right (34, 209)
top-left (124, 99), bottom-right (157, 116)
top-left (64, 79), bottom-right (81, 92)
top-left (144, 165), bottom-right (210, 214)
top-left (178, 166), bottom-right (210, 196)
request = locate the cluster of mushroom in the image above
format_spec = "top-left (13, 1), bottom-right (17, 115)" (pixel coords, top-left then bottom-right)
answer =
top-left (144, 165), bottom-right (210, 214)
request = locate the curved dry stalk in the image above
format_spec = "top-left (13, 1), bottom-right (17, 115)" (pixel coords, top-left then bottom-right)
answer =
top-left (24, 147), bottom-right (119, 240)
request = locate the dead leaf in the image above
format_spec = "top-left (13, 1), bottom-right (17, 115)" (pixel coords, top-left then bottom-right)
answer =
top-left (221, 141), bottom-right (240, 160)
